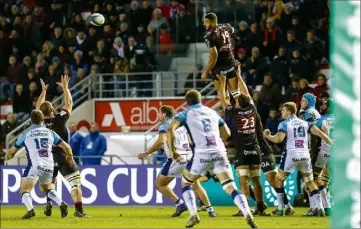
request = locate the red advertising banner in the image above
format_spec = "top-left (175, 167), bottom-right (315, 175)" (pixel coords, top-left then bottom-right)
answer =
top-left (94, 99), bottom-right (219, 132)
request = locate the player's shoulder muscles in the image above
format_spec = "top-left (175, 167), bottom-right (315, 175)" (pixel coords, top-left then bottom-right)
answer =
top-left (205, 31), bottom-right (217, 48)
top-left (55, 109), bottom-right (70, 124)
top-left (277, 120), bottom-right (287, 134)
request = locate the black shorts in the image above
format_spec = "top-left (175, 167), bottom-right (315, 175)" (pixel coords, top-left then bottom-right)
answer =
top-left (52, 147), bottom-right (79, 179)
top-left (261, 154), bottom-right (276, 174)
top-left (234, 147), bottom-right (261, 167)
top-left (211, 60), bottom-right (240, 81)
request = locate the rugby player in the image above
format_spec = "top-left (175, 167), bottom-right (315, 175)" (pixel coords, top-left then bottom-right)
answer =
top-left (313, 99), bottom-right (334, 215)
top-left (5, 110), bottom-right (73, 219)
top-left (263, 102), bottom-right (332, 216)
top-left (167, 90), bottom-right (257, 228)
top-left (138, 105), bottom-right (216, 217)
top-left (217, 74), bottom-right (268, 216)
top-left (201, 12), bottom-right (241, 99)
top-left (36, 75), bottom-right (89, 217)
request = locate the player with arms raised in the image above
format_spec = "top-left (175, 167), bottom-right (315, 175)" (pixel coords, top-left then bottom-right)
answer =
top-left (138, 105), bottom-right (215, 218)
top-left (36, 75), bottom-right (89, 218)
top-left (5, 110), bottom-right (73, 219)
top-left (263, 102), bottom-right (332, 216)
top-left (167, 90), bottom-right (257, 228)
top-left (202, 12), bottom-right (241, 99)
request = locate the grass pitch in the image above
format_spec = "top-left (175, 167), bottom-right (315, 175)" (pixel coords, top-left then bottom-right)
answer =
top-left (1, 206), bottom-right (329, 228)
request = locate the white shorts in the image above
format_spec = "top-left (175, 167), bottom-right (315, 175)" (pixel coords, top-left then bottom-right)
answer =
top-left (279, 152), bottom-right (312, 174)
top-left (314, 147), bottom-right (330, 169)
top-left (187, 151), bottom-right (232, 176)
top-left (160, 154), bottom-right (192, 178)
top-left (22, 165), bottom-right (54, 184)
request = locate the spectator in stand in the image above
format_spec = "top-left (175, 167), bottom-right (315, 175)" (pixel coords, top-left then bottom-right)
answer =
top-left (28, 81), bottom-right (40, 105)
top-left (52, 56), bottom-right (63, 76)
top-left (0, 30), bottom-right (10, 76)
top-left (158, 25), bottom-right (175, 53)
top-left (155, 0), bottom-right (171, 19)
top-left (8, 30), bottom-right (22, 59)
top-left (290, 49), bottom-right (310, 81)
top-left (112, 37), bottom-right (125, 58)
top-left (3, 113), bottom-right (17, 136)
top-left (235, 21), bottom-right (249, 50)
top-left (290, 16), bottom-right (307, 42)
top-left (0, 123), bottom-right (4, 165)
top-left (124, 36), bottom-right (137, 61)
top-left (80, 122), bottom-right (107, 165)
top-left (266, 108), bottom-right (280, 135)
top-left (302, 29), bottom-right (325, 76)
top-left (68, 122), bottom-right (84, 165)
top-left (278, 3), bottom-right (294, 33)
top-left (285, 76), bottom-right (301, 106)
top-left (103, 24), bottom-right (115, 45)
top-left (235, 48), bottom-right (248, 76)
top-left (246, 22), bottom-right (263, 52)
top-left (71, 50), bottom-right (88, 77)
top-left (75, 30), bottom-right (91, 54)
top-left (21, 68), bottom-right (40, 94)
top-left (95, 39), bottom-right (110, 61)
top-left (175, 8), bottom-right (195, 43)
top-left (32, 6), bottom-right (45, 25)
top-left (128, 1), bottom-right (142, 35)
top-left (244, 46), bottom-right (268, 87)
top-left (20, 56), bottom-right (33, 80)
top-left (64, 28), bottom-right (77, 48)
top-left (2, 56), bottom-right (21, 101)
top-left (262, 17), bottom-right (283, 59)
top-left (52, 27), bottom-right (65, 49)
top-left (146, 36), bottom-right (156, 54)
top-left (117, 22), bottom-right (130, 46)
top-left (283, 30), bottom-right (302, 59)
top-left (259, 73), bottom-right (283, 122)
top-left (140, 0), bottom-right (154, 26)
top-left (89, 64), bottom-right (101, 98)
top-left (23, 14), bottom-right (42, 52)
top-left (12, 84), bottom-right (31, 123)
top-left (270, 47), bottom-right (289, 89)
top-left (42, 41), bottom-right (57, 64)
top-left (252, 90), bottom-right (268, 124)
top-left (299, 78), bottom-right (314, 98)
top-left (148, 8), bottom-right (169, 31)
top-left (169, 0), bottom-right (184, 20)
top-left (44, 65), bottom-right (61, 100)
top-left (313, 73), bottom-right (329, 103)
top-left (35, 53), bottom-right (47, 78)
top-left (70, 13), bottom-right (86, 32)
top-left (87, 27), bottom-right (98, 51)
top-left (12, 16), bottom-right (23, 37)
top-left (134, 24), bottom-right (148, 45)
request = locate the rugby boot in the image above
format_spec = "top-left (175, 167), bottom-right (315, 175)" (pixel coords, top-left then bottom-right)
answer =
top-left (74, 210), bottom-right (91, 218)
top-left (285, 205), bottom-right (295, 215)
top-left (185, 214), bottom-right (200, 228)
top-left (22, 209), bottom-right (36, 219)
top-left (197, 205), bottom-right (207, 212)
top-left (232, 208), bottom-right (255, 217)
top-left (246, 214), bottom-right (258, 228)
top-left (172, 203), bottom-right (188, 217)
top-left (207, 207), bottom-right (217, 217)
top-left (254, 202), bottom-right (270, 216)
top-left (303, 208), bottom-right (322, 216)
top-left (60, 202), bottom-right (68, 218)
top-left (44, 201), bottom-right (52, 216)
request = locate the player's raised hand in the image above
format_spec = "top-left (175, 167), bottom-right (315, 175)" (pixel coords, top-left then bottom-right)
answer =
top-left (57, 74), bottom-right (70, 89)
top-left (40, 79), bottom-right (48, 91)
top-left (201, 72), bottom-right (209, 81)
top-left (138, 152), bottom-right (147, 160)
top-left (263, 129), bottom-right (271, 138)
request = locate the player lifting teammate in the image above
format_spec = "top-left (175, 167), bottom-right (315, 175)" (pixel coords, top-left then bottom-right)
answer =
top-left (36, 75), bottom-right (89, 218)
top-left (138, 105), bottom-right (216, 218)
top-left (263, 102), bottom-right (332, 216)
top-left (202, 12), bottom-right (241, 99)
top-left (167, 90), bottom-right (257, 228)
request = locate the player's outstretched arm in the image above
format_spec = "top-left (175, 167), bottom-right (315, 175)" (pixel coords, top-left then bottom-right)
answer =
top-left (201, 47), bottom-right (218, 80)
top-left (5, 146), bottom-right (19, 161)
top-left (217, 74), bottom-right (230, 109)
top-left (263, 129), bottom-right (285, 143)
top-left (58, 141), bottom-right (75, 165)
top-left (36, 79), bottom-right (48, 110)
top-left (219, 124), bottom-right (231, 142)
top-left (166, 119), bottom-right (182, 161)
top-left (310, 125), bottom-right (333, 145)
top-left (57, 75), bottom-right (73, 114)
top-left (138, 133), bottom-right (166, 159)
top-left (236, 65), bottom-right (250, 97)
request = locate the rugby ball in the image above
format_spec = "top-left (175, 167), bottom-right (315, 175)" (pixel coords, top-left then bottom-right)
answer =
top-left (89, 13), bottom-right (105, 26)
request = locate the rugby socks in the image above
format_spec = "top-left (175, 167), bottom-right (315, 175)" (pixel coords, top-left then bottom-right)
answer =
top-left (46, 196), bottom-right (53, 205)
top-left (283, 190), bottom-right (290, 206)
top-left (231, 190), bottom-right (251, 217)
top-left (319, 185), bottom-right (331, 208)
top-left (175, 198), bottom-right (184, 207)
top-left (21, 192), bottom-right (33, 211)
top-left (75, 201), bottom-right (83, 212)
top-left (275, 188), bottom-right (284, 211)
top-left (206, 206), bottom-right (214, 213)
top-left (256, 201), bottom-right (265, 212)
top-left (249, 186), bottom-right (256, 201)
top-left (46, 190), bottom-right (62, 206)
top-left (310, 189), bottom-right (323, 209)
top-left (182, 186), bottom-right (197, 216)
